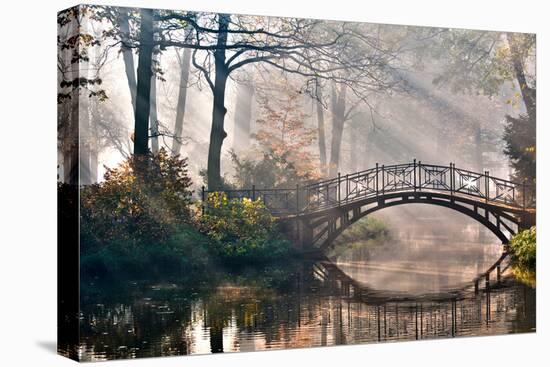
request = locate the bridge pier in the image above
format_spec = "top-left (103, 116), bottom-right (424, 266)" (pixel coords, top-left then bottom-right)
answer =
top-left (299, 220), bottom-right (314, 250)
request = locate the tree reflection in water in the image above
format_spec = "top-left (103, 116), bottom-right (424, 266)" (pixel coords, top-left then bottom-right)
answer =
top-left (70, 253), bottom-right (535, 361)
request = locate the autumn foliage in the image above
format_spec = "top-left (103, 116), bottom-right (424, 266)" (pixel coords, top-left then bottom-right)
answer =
top-left (200, 192), bottom-right (292, 262)
top-left (231, 78), bottom-right (320, 189)
top-left (77, 148), bottom-right (293, 276)
top-left (80, 148), bottom-right (193, 249)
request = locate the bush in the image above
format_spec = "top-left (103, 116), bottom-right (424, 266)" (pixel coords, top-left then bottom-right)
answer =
top-left (509, 226), bottom-right (536, 270)
top-left (81, 224), bottom-right (213, 279)
top-left (511, 264), bottom-right (536, 288)
top-left (77, 149), bottom-right (206, 279)
top-left (200, 192), bottom-right (293, 262)
top-left (229, 149), bottom-right (319, 189)
top-left (328, 217), bottom-right (389, 258)
top-left (333, 216), bottom-right (389, 245)
top-left (80, 148), bottom-right (193, 250)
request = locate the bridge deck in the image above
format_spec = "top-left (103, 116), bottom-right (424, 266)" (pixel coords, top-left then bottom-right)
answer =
top-left (286, 190), bottom-right (534, 220)
top-left (204, 161), bottom-right (535, 219)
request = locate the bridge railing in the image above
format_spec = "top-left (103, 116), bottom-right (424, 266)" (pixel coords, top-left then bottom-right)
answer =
top-left (201, 187), bottom-right (300, 215)
top-left (203, 161), bottom-right (535, 216)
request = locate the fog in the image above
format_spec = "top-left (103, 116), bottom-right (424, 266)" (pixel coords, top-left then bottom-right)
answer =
top-left (336, 205), bottom-right (503, 295)
top-left (57, 6), bottom-right (534, 250)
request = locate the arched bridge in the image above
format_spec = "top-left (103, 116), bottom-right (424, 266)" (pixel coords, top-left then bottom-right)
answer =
top-left (203, 161), bottom-right (535, 250)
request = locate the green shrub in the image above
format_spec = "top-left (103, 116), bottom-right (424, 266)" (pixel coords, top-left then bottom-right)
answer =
top-left (200, 192), bottom-right (293, 262)
top-left (81, 224), bottom-right (213, 279)
top-left (333, 216), bottom-right (389, 245)
top-left (511, 264), bottom-right (536, 288)
top-left (328, 217), bottom-right (389, 258)
top-left (229, 149), bottom-right (319, 189)
top-left (77, 149), bottom-right (206, 279)
top-left (80, 148), bottom-right (193, 250)
top-left (509, 226), bottom-right (536, 270)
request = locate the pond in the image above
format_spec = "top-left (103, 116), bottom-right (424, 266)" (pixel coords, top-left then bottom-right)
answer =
top-left (68, 231), bottom-right (536, 361)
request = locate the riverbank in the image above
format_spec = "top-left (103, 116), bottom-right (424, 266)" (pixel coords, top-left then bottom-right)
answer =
top-left (80, 224), bottom-right (306, 283)
top-left (62, 151), bottom-right (297, 281)
top-left (61, 150), bottom-right (390, 281)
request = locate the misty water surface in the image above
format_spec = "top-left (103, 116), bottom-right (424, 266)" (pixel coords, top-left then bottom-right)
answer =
top-left (69, 208), bottom-right (535, 361)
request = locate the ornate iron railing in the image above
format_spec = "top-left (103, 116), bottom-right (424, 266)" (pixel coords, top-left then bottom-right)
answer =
top-left (203, 160), bottom-right (535, 216)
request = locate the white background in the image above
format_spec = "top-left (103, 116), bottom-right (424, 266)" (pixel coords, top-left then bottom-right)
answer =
top-left (0, 0), bottom-right (547, 365)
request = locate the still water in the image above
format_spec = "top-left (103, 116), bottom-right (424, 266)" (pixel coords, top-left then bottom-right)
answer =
top-left (72, 232), bottom-right (535, 361)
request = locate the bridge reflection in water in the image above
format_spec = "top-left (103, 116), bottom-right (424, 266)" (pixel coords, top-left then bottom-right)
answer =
top-left (74, 255), bottom-right (535, 361)
top-left (311, 254), bottom-right (528, 341)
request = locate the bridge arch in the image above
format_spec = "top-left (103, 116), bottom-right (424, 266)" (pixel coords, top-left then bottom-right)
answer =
top-left (299, 191), bottom-right (527, 251)
top-left (323, 195), bottom-right (509, 248)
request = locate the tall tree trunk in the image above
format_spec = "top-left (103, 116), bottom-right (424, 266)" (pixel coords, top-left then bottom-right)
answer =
top-left (59, 26), bottom-right (78, 184)
top-left (506, 33), bottom-right (536, 120)
top-left (79, 100), bottom-right (93, 184)
top-left (79, 43), bottom-right (93, 185)
top-left (149, 26), bottom-right (160, 154)
top-left (349, 130), bottom-right (358, 173)
top-left (133, 8), bottom-right (154, 156)
top-left (119, 10), bottom-right (137, 113)
top-left (349, 120), bottom-right (359, 173)
top-left (64, 89), bottom-right (80, 185)
top-left (329, 83), bottom-right (347, 178)
top-left (363, 125), bottom-right (371, 170)
top-left (87, 99), bottom-right (101, 184)
top-left (150, 73), bottom-right (159, 154)
top-left (474, 124), bottom-right (483, 171)
top-left (171, 45), bottom-right (192, 156)
top-left (315, 80), bottom-right (327, 175)
top-left (232, 82), bottom-right (255, 153)
top-left (207, 14), bottom-right (230, 189)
